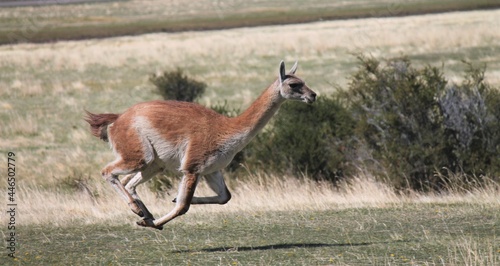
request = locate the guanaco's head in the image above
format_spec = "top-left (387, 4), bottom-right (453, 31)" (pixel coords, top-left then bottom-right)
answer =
top-left (278, 61), bottom-right (317, 104)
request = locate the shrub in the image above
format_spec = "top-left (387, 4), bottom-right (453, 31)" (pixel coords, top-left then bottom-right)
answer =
top-left (438, 63), bottom-right (500, 185)
top-left (346, 55), bottom-right (500, 190)
top-left (149, 68), bottom-right (206, 102)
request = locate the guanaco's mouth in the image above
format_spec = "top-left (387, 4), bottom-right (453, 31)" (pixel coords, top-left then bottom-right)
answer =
top-left (303, 96), bottom-right (316, 104)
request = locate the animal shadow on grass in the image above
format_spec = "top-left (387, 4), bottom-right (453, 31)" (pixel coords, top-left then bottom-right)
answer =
top-left (173, 242), bottom-right (376, 253)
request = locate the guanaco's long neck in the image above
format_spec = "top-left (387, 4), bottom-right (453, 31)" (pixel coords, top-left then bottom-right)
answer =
top-left (232, 80), bottom-right (284, 142)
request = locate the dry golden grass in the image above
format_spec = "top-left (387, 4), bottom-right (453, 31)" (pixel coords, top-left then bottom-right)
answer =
top-left (14, 172), bottom-right (500, 227)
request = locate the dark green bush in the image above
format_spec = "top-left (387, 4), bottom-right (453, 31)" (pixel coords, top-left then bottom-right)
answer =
top-left (438, 63), bottom-right (500, 185)
top-left (246, 95), bottom-right (356, 183)
top-left (346, 55), bottom-right (500, 190)
top-left (150, 68), bottom-right (206, 102)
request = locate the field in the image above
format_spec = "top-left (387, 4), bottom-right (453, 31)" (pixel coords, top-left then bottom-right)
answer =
top-left (1, 1), bottom-right (500, 265)
top-left (14, 204), bottom-right (500, 265)
top-left (9, 176), bottom-right (500, 265)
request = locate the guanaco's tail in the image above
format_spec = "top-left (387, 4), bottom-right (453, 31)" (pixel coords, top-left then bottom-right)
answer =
top-left (84, 110), bottom-right (120, 142)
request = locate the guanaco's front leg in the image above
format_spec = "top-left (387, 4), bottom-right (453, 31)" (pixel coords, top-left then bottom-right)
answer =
top-left (173, 171), bottom-right (231, 205)
top-left (137, 172), bottom-right (198, 230)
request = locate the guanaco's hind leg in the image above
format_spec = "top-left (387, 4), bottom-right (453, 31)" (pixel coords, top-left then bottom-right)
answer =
top-left (101, 160), bottom-right (149, 219)
top-left (137, 172), bottom-right (198, 230)
top-left (120, 173), bottom-right (136, 187)
top-left (123, 166), bottom-right (162, 227)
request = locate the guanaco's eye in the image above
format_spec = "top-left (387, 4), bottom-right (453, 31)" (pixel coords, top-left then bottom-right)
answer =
top-left (289, 83), bottom-right (303, 90)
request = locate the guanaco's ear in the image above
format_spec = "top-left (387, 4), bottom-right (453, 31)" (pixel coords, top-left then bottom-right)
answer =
top-left (289, 61), bottom-right (298, 74)
top-left (279, 61), bottom-right (286, 85)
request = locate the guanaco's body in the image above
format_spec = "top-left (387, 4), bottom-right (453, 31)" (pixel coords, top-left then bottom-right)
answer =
top-left (85, 61), bottom-right (316, 230)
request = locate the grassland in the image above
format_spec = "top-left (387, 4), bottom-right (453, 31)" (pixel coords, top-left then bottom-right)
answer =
top-left (9, 204), bottom-right (500, 265)
top-left (1, 2), bottom-right (500, 264)
top-left (6, 175), bottom-right (500, 265)
top-left (1, 0), bottom-right (499, 45)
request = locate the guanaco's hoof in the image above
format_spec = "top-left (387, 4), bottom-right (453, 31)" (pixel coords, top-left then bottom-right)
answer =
top-left (136, 219), bottom-right (163, 230)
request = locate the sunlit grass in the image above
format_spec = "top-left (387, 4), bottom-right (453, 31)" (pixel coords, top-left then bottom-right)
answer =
top-left (13, 171), bottom-right (500, 227)
top-left (13, 196), bottom-right (500, 265)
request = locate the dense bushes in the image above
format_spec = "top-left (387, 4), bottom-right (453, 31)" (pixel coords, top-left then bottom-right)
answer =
top-left (150, 58), bottom-right (500, 191)
top-left (347, 56), bottom-right (451, 189)
top-left (344, 56), bottom-right (500, 190)
top-left (441, 65), bottom-right (500, 188)
top-left (251, 55), bottom-right (499, 190)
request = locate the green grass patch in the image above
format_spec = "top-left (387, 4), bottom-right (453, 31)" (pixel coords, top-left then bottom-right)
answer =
top-left (11, 203), bottom-right (499, 265)
top-left (1, 0), bottom-right (499, 45)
